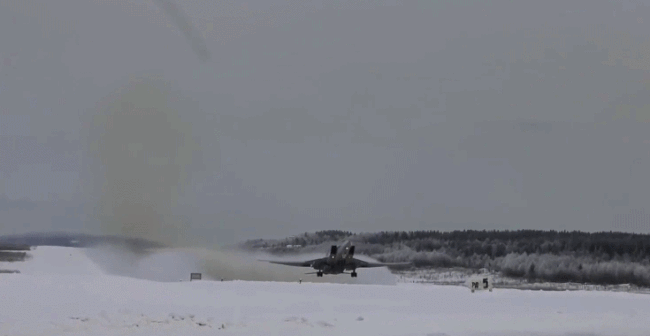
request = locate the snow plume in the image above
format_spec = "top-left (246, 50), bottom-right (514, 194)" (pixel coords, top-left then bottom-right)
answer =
top-left (81, 74), bottom-right (199, 278)
top-left (84, 245), bottom-right (398, 285)
top-left (83, 74), bottom-right (199, 250)
top-left (197, 248), bottom-right (398, 285)
top-left (80, 74), bottom-right (397, 285)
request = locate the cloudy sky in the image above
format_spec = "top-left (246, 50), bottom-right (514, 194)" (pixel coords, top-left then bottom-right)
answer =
top-left (1, 0), bottom-right (650, 246)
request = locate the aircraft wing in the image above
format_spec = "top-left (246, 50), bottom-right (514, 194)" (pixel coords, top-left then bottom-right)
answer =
top-left (349, 258), bottom-right (412, 268)
top-left (258, 258), bottom-right (325, 268)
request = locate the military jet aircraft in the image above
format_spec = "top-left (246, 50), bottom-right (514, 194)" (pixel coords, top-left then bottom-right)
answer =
top-left (259, 240), bottom-right (411, 277)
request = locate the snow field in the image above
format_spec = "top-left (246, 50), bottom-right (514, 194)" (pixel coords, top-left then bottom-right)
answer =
top-left (1, 246), bottom-right (649, 336)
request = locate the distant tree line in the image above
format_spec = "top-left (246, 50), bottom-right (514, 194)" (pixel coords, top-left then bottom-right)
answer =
top-left (0, 251), bottom-right (30, 262)
top-left (0, 232), bottom-right (166, 249)
top-left (0, 243), bottom-right (31, 251)
top-left (0, 243), bottom-right (31, 262)
top-left (241, 229), bottom-right (650, 288)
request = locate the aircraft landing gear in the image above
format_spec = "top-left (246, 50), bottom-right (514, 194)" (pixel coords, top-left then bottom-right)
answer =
top-left (317, 271), bottom-right (323, 277)
top-left (351, 271), bottom-right (357, 278)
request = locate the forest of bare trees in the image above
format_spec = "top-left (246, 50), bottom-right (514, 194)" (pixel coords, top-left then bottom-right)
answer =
top-left (241, 229), bottom-right (650, 288)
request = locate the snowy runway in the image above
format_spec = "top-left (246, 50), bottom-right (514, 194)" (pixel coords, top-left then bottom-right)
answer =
top-left (1, 247), bottom-right (648, 336)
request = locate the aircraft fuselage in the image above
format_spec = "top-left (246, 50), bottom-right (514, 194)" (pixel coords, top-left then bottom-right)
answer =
top-left (313, 240), bottom-right (357, 276)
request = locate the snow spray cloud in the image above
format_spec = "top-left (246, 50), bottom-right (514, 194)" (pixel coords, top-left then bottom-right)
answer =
top-left (195, 248), bottom-right (398, 285)
top-left (82, 74), bottom-right (396, 285)
top-left (82, 73), bottom-right (209, 278)
top-left (84, 74), bottom-right (200, 250)
top-left (85, 245), bottom-right (398, 285)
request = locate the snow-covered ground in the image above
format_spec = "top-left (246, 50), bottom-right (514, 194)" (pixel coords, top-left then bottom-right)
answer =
top-left (397, 267), bottom-right (650, 294)
top-left (2, 246), bottom-right (650, 336)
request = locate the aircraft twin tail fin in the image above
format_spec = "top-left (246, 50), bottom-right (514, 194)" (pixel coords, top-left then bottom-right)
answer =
top-left (330, 245), bottom-right (337, 257)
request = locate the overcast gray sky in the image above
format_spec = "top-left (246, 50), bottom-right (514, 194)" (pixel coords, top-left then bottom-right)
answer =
top-left (1, 0), bottom-right (650, 246)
